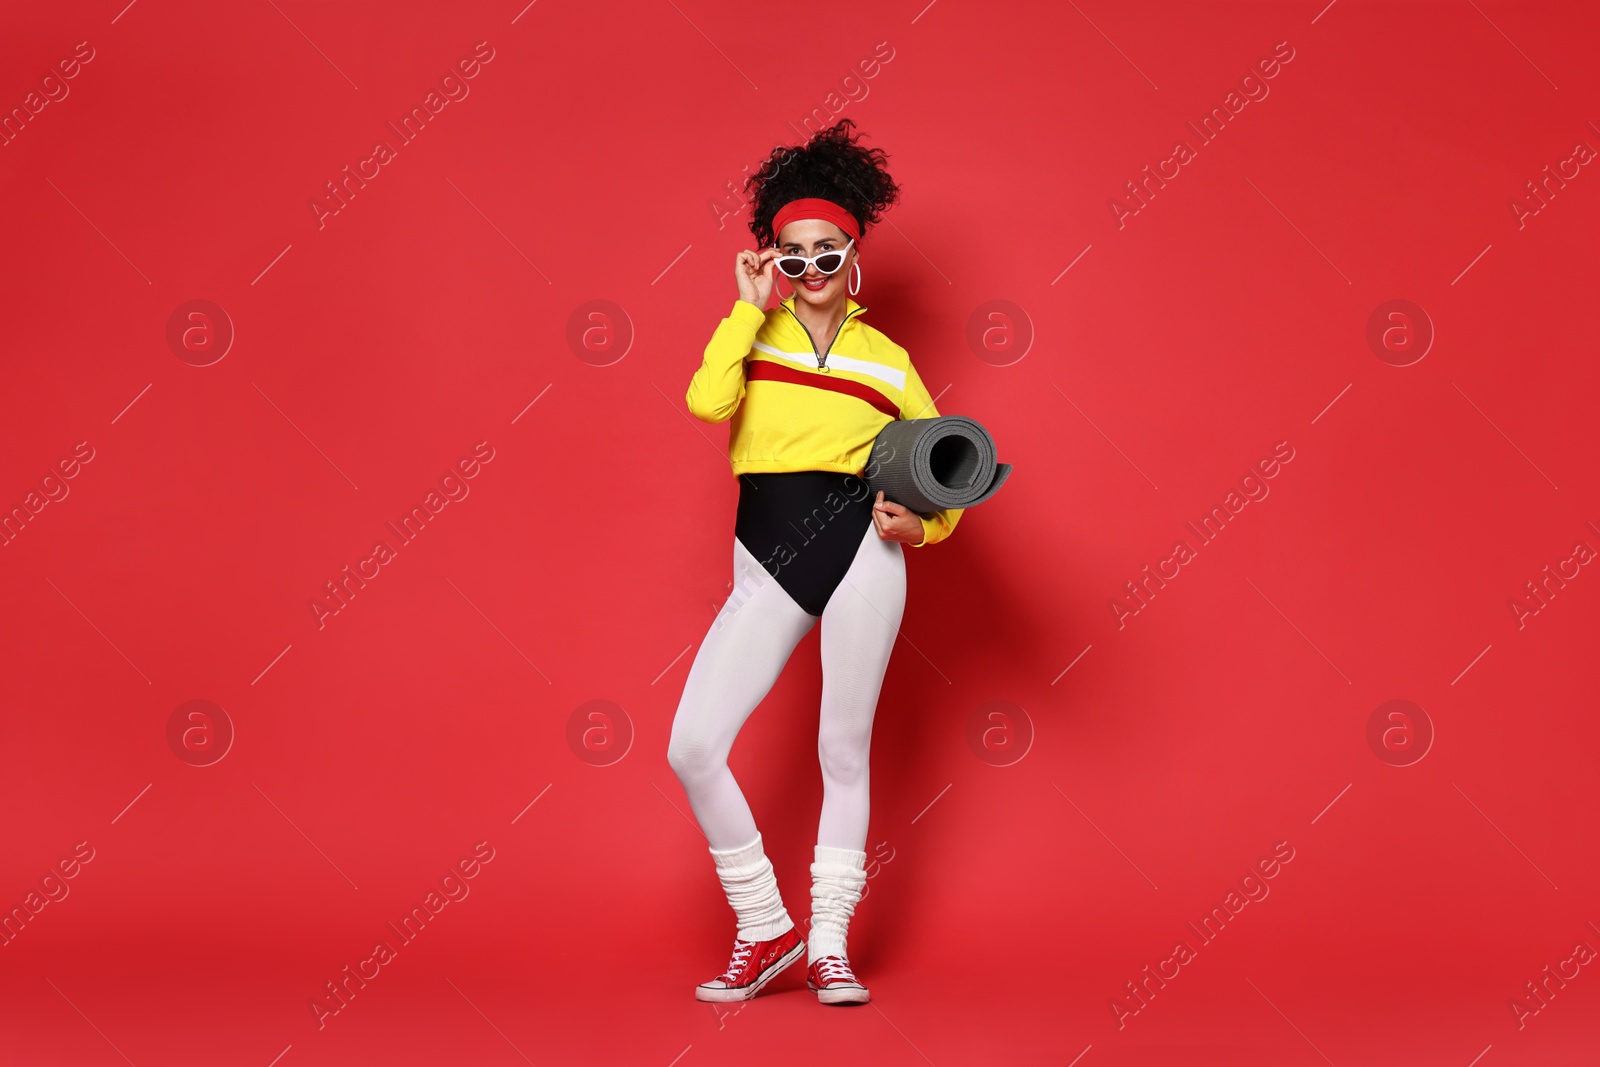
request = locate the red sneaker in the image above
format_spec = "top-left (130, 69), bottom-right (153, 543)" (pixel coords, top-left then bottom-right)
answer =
top-left (806, 955), bottom-right (870, 1005)
top-left (694, 925), bottom-right (806, 1002)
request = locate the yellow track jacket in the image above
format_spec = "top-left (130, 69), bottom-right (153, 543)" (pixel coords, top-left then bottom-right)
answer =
top-left (686, 295), bottom-right (963, 548)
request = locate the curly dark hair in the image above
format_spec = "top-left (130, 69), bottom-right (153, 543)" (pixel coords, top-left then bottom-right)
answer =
top-left (743, 118), bottom-right (901, 249)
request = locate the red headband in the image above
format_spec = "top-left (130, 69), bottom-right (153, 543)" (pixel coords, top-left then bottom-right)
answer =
top-left (770, 197), bottom-right (861, 246)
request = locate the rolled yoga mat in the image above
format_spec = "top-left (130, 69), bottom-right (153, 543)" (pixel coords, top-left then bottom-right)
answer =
top-left (864, 415), bottom-right (1012, 514)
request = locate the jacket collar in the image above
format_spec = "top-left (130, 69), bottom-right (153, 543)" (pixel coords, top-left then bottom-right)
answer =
top-left (779, 294), bottom-right (867, 319)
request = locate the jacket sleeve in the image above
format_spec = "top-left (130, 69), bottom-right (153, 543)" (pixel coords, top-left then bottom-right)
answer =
top-left (900, 359), bottom-right (964, 549)
top-left (686, 299), bottom-right (767, 423)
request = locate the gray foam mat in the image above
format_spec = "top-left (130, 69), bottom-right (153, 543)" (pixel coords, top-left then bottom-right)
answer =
top-left (864, 415), bottom-right (1012, 513)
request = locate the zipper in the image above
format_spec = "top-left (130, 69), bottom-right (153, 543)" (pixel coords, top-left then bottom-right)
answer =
top-left (779, 300), bottom-right (866, 374)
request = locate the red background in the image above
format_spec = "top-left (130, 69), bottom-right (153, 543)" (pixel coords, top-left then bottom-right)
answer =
top-left (2, 1), bottom-right (1598, 1064)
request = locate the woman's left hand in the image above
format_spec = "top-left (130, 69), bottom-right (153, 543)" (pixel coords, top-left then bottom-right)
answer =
top-left (872, 491), bottom-right (924, 544)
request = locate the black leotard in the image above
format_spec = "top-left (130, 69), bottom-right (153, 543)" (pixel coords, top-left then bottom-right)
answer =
top-left (735, 471), bottom-right (876, 616)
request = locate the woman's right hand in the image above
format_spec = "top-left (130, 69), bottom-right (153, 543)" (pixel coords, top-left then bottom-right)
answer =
top-left (735, 247), bottom-right (779, 309)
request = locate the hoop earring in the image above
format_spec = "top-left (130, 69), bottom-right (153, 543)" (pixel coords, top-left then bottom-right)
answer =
top-left (848, 261), bottom-right (861, 296)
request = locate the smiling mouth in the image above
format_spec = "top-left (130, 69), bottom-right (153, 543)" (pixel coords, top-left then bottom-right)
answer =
top-left (800, 275), bottom-right (829, 291)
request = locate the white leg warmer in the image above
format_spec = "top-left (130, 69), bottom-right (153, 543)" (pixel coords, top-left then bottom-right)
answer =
top-left (709, 832), bottom-right (794, 942)
top-left (807, 844), bottom-right (868, 962)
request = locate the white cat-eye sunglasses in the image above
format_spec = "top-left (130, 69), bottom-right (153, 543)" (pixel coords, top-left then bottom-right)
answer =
top-left (773, 238), bottom-right (855, 278)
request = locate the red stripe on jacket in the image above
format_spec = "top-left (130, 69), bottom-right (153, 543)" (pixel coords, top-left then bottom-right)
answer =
top-left (745, 358), bottom-right (899, 419)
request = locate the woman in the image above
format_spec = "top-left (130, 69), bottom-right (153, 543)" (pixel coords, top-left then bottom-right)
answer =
top-left (668, 119), bottom-right (962, 1007)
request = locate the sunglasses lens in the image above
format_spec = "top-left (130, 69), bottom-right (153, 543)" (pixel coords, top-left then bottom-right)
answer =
top-left (775, 257), bottom-right (807, 278)
top-left (814, 253), bottom-right (844, 274)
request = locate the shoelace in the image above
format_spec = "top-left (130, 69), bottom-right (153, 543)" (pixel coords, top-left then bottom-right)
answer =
top-left (815, 956), bottom-right (857, 984)
top-left (717, 940), bottom-right (756, 982)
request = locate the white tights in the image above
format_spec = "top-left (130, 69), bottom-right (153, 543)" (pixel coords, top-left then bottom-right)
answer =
top-left (668, 521), bottom-right (907, 854)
